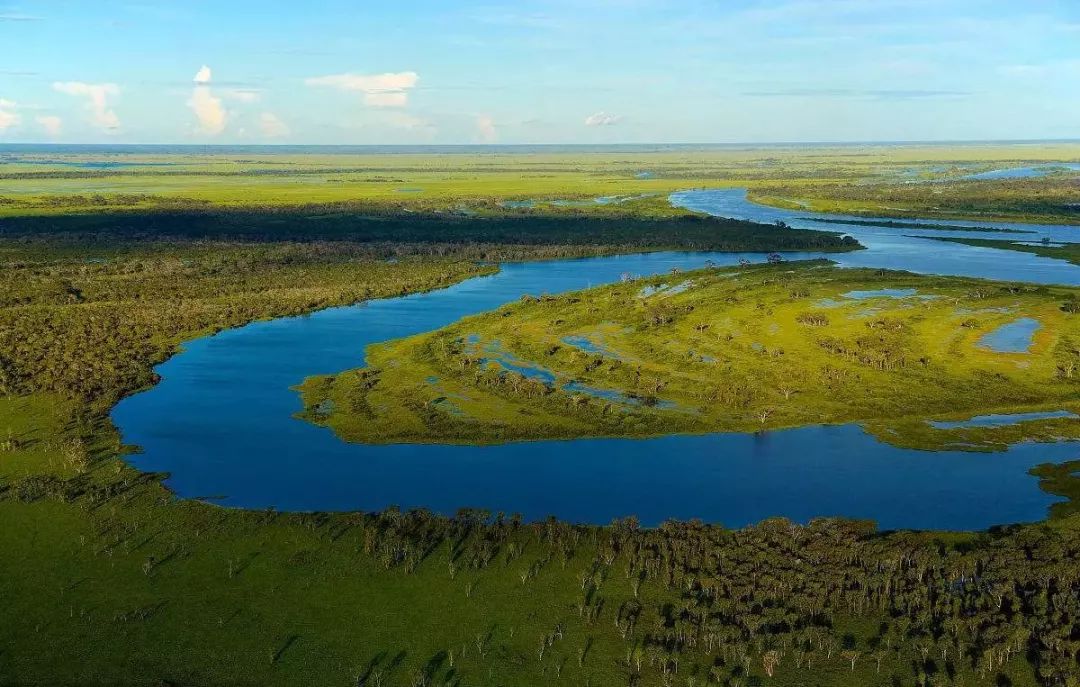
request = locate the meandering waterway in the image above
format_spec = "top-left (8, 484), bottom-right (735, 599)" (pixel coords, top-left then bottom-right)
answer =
top-left (112, 189), bottom-right (1080, 529)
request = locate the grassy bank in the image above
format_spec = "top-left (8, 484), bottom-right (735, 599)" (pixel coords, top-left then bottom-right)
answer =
top-left (928, 236), bottom-right (1080, 267)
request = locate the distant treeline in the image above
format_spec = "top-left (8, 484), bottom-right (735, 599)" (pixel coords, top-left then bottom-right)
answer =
top-left (0, 205), bottom-right (861, 252)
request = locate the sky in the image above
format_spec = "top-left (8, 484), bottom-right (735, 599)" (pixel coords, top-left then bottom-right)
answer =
top-left (1, 0), bottom-right (1079, 145)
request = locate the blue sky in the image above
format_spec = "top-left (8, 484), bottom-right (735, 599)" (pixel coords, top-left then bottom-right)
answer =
top-left (1, 0), bottom-right (1078, 144)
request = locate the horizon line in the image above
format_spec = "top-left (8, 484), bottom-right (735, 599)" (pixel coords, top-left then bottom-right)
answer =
top-left (2, 138), bottom-right (1080, 150)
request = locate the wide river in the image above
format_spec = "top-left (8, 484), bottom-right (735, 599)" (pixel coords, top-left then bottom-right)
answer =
top-left (113, 189), bottom-right (1080, 530)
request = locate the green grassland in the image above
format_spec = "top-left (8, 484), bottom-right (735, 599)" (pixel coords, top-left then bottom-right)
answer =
top-left (751, 176), bottom-right (1080, 226)
top-left (298, 261), bottom-right (1080, 450)
top-left (3, 143), bottom-right (1079, 224)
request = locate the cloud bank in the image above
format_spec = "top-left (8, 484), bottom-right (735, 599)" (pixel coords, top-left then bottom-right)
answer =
top-left (0, 99), bottom-right (19, 131)
top-left (584, 111), bottom-right (622, 126)
top-left (188, 65), bottom-right (227, 135)
top-left (306, 71), bottom-right (419, 108)
top-left (259, 112), bottom-right (289, 138)
top-left (36, 115), bottom-right (62, 137)
top-left (476, 115), bottom-right (497, 143)
top-left (53, 82), bottom-right (120, 130)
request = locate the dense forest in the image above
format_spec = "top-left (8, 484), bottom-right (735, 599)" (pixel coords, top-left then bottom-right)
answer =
top-left (0, 202), bottom-right (862, 249)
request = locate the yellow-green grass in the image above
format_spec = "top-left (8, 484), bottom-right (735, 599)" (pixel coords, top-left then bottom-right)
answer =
top-left (4, 143), bottom-right (1080, 224)
top-left (299, 261), bottom-right (1080, 449)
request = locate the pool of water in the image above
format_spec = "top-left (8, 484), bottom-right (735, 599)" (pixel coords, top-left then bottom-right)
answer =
top-left (961, 164), bottom-right (1080, 181)
top-left (112, 188), bottom-right (1080, 529)
top-left (842, 288), bottom-right (918, 300)
top-left (561, 335), bottom-right (623, 359)
top-left (978, 318), bottom-right (1041, 353)
top-left (930, 411), bottom-right (1078, 430)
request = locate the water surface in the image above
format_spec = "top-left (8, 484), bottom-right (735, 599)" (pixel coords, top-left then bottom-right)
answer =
top-left (930, 411), bottom-right (1077, 430)
top-left (113, 189), bottom-right (1080, 529)
top-left (961, 164), bottom-right (1080, 180)
top-left (978, 318), bottom-right (1041, 353)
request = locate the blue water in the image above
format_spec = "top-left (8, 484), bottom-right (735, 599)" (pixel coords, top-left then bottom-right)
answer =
top-left (0, 158), bottom-right (180, 169)
top-left (112, 188), bottom-right (1080, 529)
top-left (842, 288), bottom-right (917, 300)
top-left (474, 337), bottom-right (665, 407)
top-left (930, 411), bottom-right (1078, 430)
top-left (978, 318), bottom-right (1041, 353)
top-left (561, 335), bottom-right (621, 359)
top-left (961, 164), bottom-right (1080, 180)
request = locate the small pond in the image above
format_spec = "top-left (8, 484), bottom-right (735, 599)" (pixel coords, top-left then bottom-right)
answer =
top-left (978, 318), bottom-right (1041, 353)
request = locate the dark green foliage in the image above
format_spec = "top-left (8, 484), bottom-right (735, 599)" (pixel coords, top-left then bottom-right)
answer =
top-left (0, 204), bottom-right (861, 251)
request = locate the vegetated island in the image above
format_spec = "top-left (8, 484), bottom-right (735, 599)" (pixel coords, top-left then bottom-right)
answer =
top-left (298, 261), bottom-right (1080, 450)
top-left (796, 217), bottom-right (1032, 234)
top-left (927, 235), bottom-right (1080, 268)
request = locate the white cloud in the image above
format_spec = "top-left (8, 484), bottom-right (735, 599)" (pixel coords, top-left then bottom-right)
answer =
top-left (187, 65), bottom-right (227, 135)
top-left (363, 91), bottom-right (409, 108)
top-left (475, 115), bottom-right (497, 143)
top-left (0, 99), bottom-right (19, 131)
top-left (188, 87), bottom-right (226, 135)
top-left (36, 115), bottom-right (62, 137)
top-left (306, 71), bottom-right (419, 108)
top-left (584, 111), bottom-right (622, 126)
top-left (380, 111), bottom-right (437, 138)
top-left (223, 88), bottom-right (261, 103)
top-left (259, 112), bottom-right (289, 138)
top-left (53, 82), bottom-right (120, 130)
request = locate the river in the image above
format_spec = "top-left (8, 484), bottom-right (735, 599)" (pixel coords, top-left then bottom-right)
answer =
top-left (112, 189), bottom-right (1080, 530)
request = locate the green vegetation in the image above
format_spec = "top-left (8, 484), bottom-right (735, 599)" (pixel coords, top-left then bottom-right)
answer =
top-left (1031, 460), bottom-right (1080, 519)
top-left (0, 239), bottom-right (497, 405)
top-left (299, 261), bottom-right (1080, 450)
top-left (4, 144), bottom-right (1080, 686)
top-left (4, 395), bottom-right (1080, 686)
top-left (752, 176), bottom-right (1080, 225)
top-left (3, 143), bottom-right (1079, 224)
top-left (0, 210), bottom-right (856, 409)
top-left (0, 201), bottom-right (860, 251)
top-left (795, 217), bottom-right (1028, 233)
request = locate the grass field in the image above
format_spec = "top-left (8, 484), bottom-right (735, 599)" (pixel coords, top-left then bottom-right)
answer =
top-left (3, 143), bottom-right (1079, 224)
